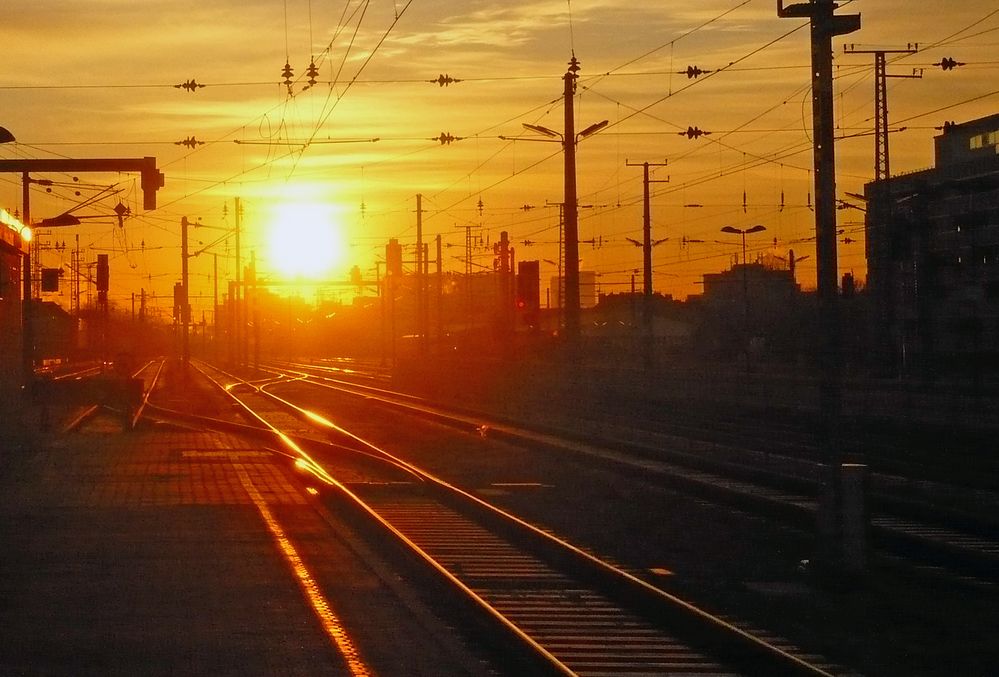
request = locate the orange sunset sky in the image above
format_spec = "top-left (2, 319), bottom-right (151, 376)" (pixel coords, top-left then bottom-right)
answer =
top-left (2, 1), bottom-right (998, 320)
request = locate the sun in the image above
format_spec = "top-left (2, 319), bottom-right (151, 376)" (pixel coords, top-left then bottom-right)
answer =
top-left (264, 201), bottom-right (346, 280)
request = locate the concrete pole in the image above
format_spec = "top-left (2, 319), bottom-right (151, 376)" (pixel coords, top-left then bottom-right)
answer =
top-left (181, 217), bottom-right (190, 369)
top-left (780, 0), bottom-right (863, 581)
top-left (213, 253), bottom-right (218, 362)
top-left (627, 159), bottom-right (667, 369)
top-left (563, 57), bottom-right (580, 342)
top-left (436, 234), bottom-right (443, 344)
top-left (416, 194), bottom-right (426, 353)
top-left (251, 251), bottom-right (259, 371)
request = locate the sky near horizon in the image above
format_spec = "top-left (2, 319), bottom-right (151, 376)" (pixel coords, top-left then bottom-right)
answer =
top-left (2, 1), bottom-right (998, 318)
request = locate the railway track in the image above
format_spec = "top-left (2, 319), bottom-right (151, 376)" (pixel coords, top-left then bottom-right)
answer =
top-left (133, 359), bottom-right (848, 676)
top-left (58, 359), bottom-right (164, 433)
top-left (258, 358), bottom-right (999, 589)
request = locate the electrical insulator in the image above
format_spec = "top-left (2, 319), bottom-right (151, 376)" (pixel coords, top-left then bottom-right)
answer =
top-left (935, 57), bottom-right (964, 71)
top-left (431, 74), bottom-right (461, 87)
top-left (281, 62), bottom-right (294, 86)
top-left (175, 136), bottom-right (204, 149)
top-left (306, 60), bottom-right (320, 87)
top-left (680, 126), bottom-right (710, 139)
top-left (174, 79), bottom-right (205, 92)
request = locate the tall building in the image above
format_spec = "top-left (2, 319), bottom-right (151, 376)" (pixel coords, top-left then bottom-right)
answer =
top-left (865, 113), bottom-right (999, 374)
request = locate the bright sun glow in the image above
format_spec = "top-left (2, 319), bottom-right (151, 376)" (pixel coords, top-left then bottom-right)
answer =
top-left (264, 202), bottom-right (346, 279)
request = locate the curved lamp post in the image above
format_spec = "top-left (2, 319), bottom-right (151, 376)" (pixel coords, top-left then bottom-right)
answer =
top-left (720, 224), bottom-right (767, 376)
top-left (721, 224), bottom-right (766, 316)
top-left (516, 118), bottom-right (607, 341)
top-left (501, 57), bottom-right (608, 342)
top-left (721, 224), bottom-right (767, 266)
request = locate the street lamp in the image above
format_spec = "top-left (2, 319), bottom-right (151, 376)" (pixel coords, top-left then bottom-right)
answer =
top-left (721, 224), bottom-right (766, 266)
top-left (721, 224), bottom-right (766, 375)
top-left (518, 116), bottom-right (607, 341)
top-left (720, 223), bottom-right (766, 310)
top-left (502, 56), bottom-right (608, 342)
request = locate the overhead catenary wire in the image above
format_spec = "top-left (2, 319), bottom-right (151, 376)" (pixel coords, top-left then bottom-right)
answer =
top-left (7, 2), bottom-right (998, 303)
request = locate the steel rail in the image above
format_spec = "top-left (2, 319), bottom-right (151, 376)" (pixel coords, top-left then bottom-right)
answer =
top-left (268, 360), bottom-right (999, 587)
top-left (184, 360), bottom-right (837, 676)
top-left (62, 359), bottom-right (162, 433)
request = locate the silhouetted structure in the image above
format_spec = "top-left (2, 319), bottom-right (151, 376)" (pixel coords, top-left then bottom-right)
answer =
top-left (1, 218), bottom-right (28, 397)
top-left (701, 262), bottom-right (800, 351)
top-left (865, 113), bottom-right (999, 377)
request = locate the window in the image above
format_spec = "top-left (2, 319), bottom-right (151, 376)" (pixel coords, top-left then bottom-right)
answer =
top-left (970, 129), bottom-right (999, 150)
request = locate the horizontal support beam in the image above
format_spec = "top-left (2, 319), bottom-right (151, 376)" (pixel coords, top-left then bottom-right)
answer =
top-left (0, 157), bottom-right (164, 210)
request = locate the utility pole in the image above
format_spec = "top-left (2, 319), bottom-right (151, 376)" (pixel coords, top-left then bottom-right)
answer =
top-left (626, 160), bottom-right (668, 369)
top-left (844, 44), bottom-right (920, 378)
top-left (496, 231), bottom-right (514, 335)
top-left (779, 0), bottom-right (863, 582)
top-left (460, 224), bottom-right (482, 316)
top-left (386, 238), bottom-right (402, 365)
top-left (422, 240), bottom-right (431, 348)
top-left (181, 217), bottom-right (191, 370)
top-left (436, 234), bottom-right (443, 343)
top-left (843, 44), bottom-right (920, 183)
top-left (72, 234), bottom-right (80, 317)
top-left (415, 194), bottom-right (427, 353)
top-left (376, 261), bottom-right (385, 366)
top-left (626, 161), bottom-right (669, 297)
top-left (563, 56), bottom-right (581, 342)
top-left (227, 280), bottom-right (236, 366)
top-left (250, 250), bottom-right (259, 370)
top-left (213, 253), bottom-right (219, 362)
top-left (234, 197), bottom-right (243, 367)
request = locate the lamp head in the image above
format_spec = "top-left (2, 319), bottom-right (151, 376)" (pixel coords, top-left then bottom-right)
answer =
top-left (522, 123), bottom-right (561, 139)
top-left (38, 213), bottom-right (81, 228)
top-left (577, 119), bottom-right (609, 139)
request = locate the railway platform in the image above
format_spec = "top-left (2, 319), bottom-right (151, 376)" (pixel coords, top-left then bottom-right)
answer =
top-left (0, 402), bottom-right (491, 677)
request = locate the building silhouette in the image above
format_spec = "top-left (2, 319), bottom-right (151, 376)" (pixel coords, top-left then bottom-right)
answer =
top-left (1, 218), bottom-right (28, 397)
top-left (865, 113), bottom-right (999, 377)
top-left (696, 257), bottom-right (802, 360)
